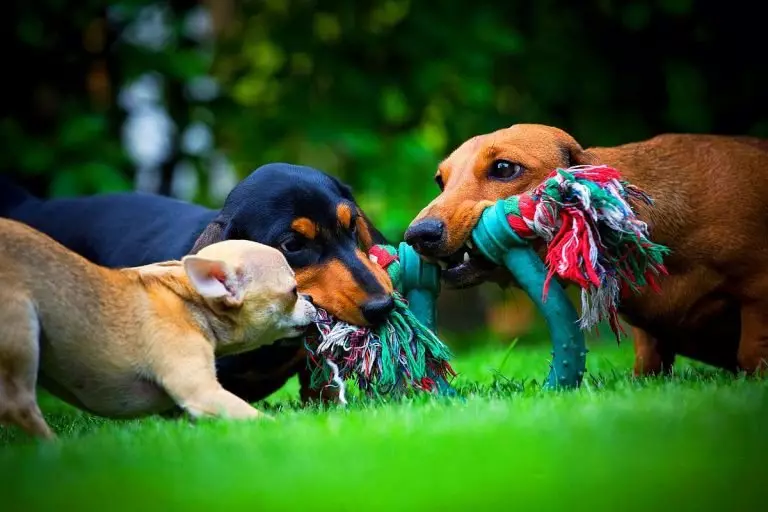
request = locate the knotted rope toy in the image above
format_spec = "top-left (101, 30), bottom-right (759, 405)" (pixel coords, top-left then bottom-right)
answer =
top-left (504, 165), bottom-right (669, 338)
top-left (471, 164), bottom-right (669, 388)
top-left (303, 245), bottom-right (456, 403)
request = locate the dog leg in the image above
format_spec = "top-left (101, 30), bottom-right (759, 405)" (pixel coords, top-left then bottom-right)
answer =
top-left (737, 301), bottom-right (768, 374)
top-left (0, 297), bottom-right (55, 439)
top-left (632, 327), bottom-right (675, 376)
top-left (153, 341), bottom-right (272, 420)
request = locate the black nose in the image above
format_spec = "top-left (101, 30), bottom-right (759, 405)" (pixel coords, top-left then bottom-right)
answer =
top-left (301, 294), bottom-right (314, 305)
top-left (404, 218), bottom-right (445, 255)
top-left (361, 294), bottom-right (395, 324)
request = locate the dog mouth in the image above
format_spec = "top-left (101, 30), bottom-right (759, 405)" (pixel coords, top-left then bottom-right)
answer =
top-left (283, 318), bottom-right (317, 338)
top-left (432, 239), bottom-right (511, 289)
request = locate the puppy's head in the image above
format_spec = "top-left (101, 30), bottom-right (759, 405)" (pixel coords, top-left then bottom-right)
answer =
top-left (190, 163), bottom-right (394, 326)
top-left (405, 124), bottom-right (591, 288)
top-left (182, 240), bottom-right (316, 352)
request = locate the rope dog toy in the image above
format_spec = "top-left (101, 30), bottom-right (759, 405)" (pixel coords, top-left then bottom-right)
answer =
top-left (471, 165), bottom-right (669, 388)
top-left (303, 244), bottom-right (455, 401)
top-left (502, 165), bottom-right (669, 337)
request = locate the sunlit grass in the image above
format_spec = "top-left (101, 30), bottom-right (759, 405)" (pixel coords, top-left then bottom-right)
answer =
top-left (1, 341), bottom-right (765, 511)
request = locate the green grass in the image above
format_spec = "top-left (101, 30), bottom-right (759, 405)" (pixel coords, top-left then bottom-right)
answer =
top-left (2, 341), bottom-right (766, 511)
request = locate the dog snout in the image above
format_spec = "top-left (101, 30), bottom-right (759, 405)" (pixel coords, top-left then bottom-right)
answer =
top-left (361, 294), bottom-right (395, 324)
top-left (299, 296), bottom-right (318, 322)
top-left (301, 293), bottom-right (314, 306)
top-left (404, 218), bottom-right (445, 256)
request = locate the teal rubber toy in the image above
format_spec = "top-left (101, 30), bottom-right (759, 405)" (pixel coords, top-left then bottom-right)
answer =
top-left (395, 224), bottom-right (586, 390)
top-left (471, 200), bottom-right (587, 389)
top-left (396, 241), bottom-right (440, 333)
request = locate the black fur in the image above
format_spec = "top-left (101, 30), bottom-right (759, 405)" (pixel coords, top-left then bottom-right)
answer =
top-left (0, 163), bottom-right (388, 403)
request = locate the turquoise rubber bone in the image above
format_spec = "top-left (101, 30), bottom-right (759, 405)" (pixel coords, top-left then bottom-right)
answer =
top-left (471, 200), bottom-right (587, 389)
top-left (396, 242), bottom-right (456, 396)
top-left (396, 241), bottom-right (440, 333)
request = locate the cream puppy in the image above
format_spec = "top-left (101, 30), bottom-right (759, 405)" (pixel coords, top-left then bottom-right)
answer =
top-left (0, 218), bottom-right (315, 439)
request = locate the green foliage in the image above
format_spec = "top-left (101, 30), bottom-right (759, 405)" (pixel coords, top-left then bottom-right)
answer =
top-left (2, 0), bottom-right (767, 237)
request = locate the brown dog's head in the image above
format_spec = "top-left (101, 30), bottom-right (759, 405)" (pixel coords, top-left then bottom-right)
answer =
top-left (190, 163), bottom-right (394, 326)
top-left (405, 124), bottom-right (593, 288)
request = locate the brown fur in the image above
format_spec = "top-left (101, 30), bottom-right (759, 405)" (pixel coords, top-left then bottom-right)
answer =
top-left (291, 218), bottom-right (317, 240)
top-left (295, 259), bottom-right (393, 326)
top-left (0, 219), bottom-right (315, 439)
top-left (336, 204), bottom-right (353, 229)
top-left (410, 123), bottom-right (768, 374)
top-left (354, 210), bottom-right (375, 250)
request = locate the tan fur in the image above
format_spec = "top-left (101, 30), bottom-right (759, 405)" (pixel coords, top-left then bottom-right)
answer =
top-left (410, 124), bottom-right (768, 374)
top-left (0, 219), bottom-right (315, 439)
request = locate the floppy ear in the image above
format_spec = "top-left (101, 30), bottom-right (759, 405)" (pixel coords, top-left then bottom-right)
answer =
top-left (182, 255), bottom-right (243, 307)
top-left (355, 208), bottom-right (388, 248)
top-left (190, 218), bottom-right (233, 254)
top-left (559, 137), bottom-right (594, 168)
top-left (328, 174), bottom-right (389, 248)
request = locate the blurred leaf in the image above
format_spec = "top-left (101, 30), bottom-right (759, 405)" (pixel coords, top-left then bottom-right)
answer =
top-left (380, 87), bottom-right (410, 124)
top-left (60, 115), bottom-right (107, 149)
top-left (50, 169), bottom-right (82, 197)
top-left (622, 3), bottom-right (652, 31)
top-left (166, 49), bottom-right (210, 80)
top-left (18, 143), bottom-right (56, 175)
top-left (84, 162), bottom-right (131, 192)
top-left (658, 0), bottom-right (693, 15)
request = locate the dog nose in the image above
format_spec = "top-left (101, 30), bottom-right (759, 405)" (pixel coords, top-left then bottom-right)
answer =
top-left (404, 218), bottom-right (445, 255)
top-left (301, 294), bottom-right (314, 305)
top-left (361, 294), bottom-right (395, 324)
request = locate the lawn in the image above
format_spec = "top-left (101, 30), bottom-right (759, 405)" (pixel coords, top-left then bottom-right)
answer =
top-left (1, 339), bottom-right (766, 511)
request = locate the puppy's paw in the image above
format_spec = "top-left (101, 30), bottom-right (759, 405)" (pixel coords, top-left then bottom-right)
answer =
top-left (255, 410), bottom-right (275, 422)
top-left (235, 407), bottom-right (274, 421)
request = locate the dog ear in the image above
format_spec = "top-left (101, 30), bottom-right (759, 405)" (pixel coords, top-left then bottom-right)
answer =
top-left (355, 208), bottom-right (388, 249)
top-left (327, 175), bottom-right (389, 248)
top-left (190, 219), bottom-right (232, 255)
top-left (559, 136), bottom-right (593, 168)
top-left (182, 255), bottom-right (243, 307)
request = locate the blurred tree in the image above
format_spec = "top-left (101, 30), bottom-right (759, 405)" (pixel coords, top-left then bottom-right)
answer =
top-left (0, 1), bottom-right (131, 196)
top-left (2, 0), bottom-right (767, 344)
top-left (210, 0), bottom-right (768, 242)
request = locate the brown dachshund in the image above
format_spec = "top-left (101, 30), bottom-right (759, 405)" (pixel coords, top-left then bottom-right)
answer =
top-left (405, 124), bottom-right (768, 375)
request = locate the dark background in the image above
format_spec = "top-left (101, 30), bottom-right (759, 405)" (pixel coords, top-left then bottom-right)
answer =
top-left (2, 0), bottom-right (765, 347)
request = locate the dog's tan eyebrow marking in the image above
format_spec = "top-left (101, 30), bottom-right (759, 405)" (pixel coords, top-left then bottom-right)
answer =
top-left (336, 203), bottom-right (353, 229)
top-left (291, 217), bottom-right (317, 240)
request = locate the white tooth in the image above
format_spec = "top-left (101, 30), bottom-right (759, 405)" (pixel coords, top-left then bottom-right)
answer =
top-left (463, 251), bottom-right (470, 263)
top-left (466, 240), bottom-right (474, 250)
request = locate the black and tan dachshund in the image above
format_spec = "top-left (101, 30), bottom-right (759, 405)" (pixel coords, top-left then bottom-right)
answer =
top-left (0, 163), bottom-right (394, 403)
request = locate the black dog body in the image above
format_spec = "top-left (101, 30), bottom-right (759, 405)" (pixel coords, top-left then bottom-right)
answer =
top-left (0, 184), bottom-right (216, 267)
top-left (0, 163), bottom-right (393, 403)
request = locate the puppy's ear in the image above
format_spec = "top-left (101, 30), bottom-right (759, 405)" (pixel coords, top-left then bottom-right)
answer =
top-left (190, 219), bottom-right (232, 254)
top-left (182, 255), bottom-right (243, 307)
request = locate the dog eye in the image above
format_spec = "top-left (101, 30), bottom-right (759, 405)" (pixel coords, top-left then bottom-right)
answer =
top-left (434, 173), bottom-right (444, 191)
top-left (279, 237), bottom-right (306, 253)
top-left (489, 160), bottom-right (524, 180)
